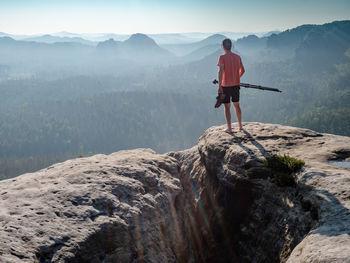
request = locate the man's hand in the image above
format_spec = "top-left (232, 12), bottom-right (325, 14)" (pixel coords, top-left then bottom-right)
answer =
top-left (218, 86), bottom-right (223, 93)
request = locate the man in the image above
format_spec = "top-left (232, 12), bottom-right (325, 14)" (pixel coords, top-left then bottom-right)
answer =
top-left (217, 38), bottom-right (245, 133)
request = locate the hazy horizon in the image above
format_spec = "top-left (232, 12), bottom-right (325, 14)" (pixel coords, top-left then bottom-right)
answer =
top-left (1, 30), bottom-right (277, 36)
top-left (1, 0), bottom-right (350, 35)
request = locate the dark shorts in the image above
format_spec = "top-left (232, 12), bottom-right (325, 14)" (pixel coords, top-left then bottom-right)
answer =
top-left (222, 86), bottom-right (240, 103)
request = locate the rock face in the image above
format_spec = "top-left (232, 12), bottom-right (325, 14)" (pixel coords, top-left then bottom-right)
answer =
top-left (1, 122), bottom-right (350, 262)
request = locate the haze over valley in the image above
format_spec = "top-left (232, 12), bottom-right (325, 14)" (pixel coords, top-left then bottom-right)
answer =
top-left (1, 20), bottom-right (350, 179)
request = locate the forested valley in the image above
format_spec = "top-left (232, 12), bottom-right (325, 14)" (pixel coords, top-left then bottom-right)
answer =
top-left (0, 20), bottom-right (349, 179)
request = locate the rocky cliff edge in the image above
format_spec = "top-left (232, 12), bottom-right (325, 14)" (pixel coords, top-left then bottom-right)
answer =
top-left (1, 122), bottom-right (350, 262)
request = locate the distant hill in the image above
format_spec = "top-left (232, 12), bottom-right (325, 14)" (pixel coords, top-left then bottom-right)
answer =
top-left (262, 31), bottom-right (281, 37)
top-left (124, 33), bottom-right (159, 47)
top-left (234, 35), bottom-right (267, 53)
top-left (0, 32), bottom-right (10, 37)
top-left (181, 44), bottom-right (221, 62)
top-left (217, 32), bottom-right (258, 40)
top-left (149, 33), bottom-right (201, 45)
top-left (0, 32), bottom-right (28, 40)
top-left (52, 31), bottom-right (81, 37)
top-left (96, 33), bottom-right (174, 63)
top-left (177, 49), bottom-right (223, 79)
top-left (95, 38), bottom-right (122, 50)
top-left (0, 36), bottom-right (16, 44)
top-left (295, 20), bottom-right (350, 68)
top-left (22, 34), bottom-right (96, 46)
top-left (78, 33), bottom-right (130, 42)
top-left (0, 36), bottom-right (95, 76)
top-left (222, 20), bottom-right (350, 66)
top-left (0, 36), bottom-right (92, 54)
top-left (0, 33), bottom-right (174, 67)
top-left (267, 24), bottom-right (316, 51)
top-left (264, 20), bottom-right (350, 69)
top-left (162, 34), bottom-right (227, 56)
top-left (198, 34), bottom-right (227, 46)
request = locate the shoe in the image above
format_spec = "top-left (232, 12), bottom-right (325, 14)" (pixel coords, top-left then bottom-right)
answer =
top-left (214, 93), bottom-right (226, 108)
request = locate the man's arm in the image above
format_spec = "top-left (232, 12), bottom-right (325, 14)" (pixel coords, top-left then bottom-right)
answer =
top-left (239, 60), bottom-right (245, 77)
top-left (218, 64), bottom-right (224, 93)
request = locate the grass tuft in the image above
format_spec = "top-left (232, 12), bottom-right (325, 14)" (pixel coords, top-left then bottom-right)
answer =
top-left (263, 154), bottom-right (305, 173)
top-left (263, 154), bottom-right (305, 186)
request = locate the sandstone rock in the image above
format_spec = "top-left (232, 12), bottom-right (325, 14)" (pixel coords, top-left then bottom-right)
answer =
top-left (0, 122), bottom-right (349, 262)
top-left (0, 149), bottom-right (184, 262)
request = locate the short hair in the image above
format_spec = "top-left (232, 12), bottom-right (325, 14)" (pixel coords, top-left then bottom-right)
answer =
top-left (222, 38), bottom-right (232, 50)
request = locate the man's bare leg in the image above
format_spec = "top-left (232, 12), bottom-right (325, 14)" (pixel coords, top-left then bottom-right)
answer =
top-left (233, 102), bottom-right (243, 130)
top-left (224, 103), bottom-right (232, 133)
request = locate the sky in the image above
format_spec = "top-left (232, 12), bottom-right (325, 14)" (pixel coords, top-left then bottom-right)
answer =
top-left (1, 0), bottom-right (350, 35)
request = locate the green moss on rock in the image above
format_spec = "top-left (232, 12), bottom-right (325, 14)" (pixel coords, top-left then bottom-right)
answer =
top-left (263, 154), bottom-right (305, 187)
top-left (263, 154), bottom-right (305, 174)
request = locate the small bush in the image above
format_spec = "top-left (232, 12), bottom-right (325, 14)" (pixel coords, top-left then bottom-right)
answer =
top-left (264, 154), bottom-right (305, 174)
top-left (263, 154), bottom-right (305, 187)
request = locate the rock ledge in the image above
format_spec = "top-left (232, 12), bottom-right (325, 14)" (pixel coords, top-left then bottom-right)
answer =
top-left (0, 122), bottom-right (349, 262)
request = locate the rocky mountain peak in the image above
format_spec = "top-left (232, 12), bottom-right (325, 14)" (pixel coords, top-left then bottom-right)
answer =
top-left (125, 33), bottom-right (158, 47)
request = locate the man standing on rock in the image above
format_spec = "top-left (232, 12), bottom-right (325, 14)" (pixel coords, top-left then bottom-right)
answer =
top-left (217, 38), bottom-right (245, 133)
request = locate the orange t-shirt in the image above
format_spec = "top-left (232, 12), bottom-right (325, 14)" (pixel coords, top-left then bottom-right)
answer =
top-left (217, 52), bottom-right (244, 87)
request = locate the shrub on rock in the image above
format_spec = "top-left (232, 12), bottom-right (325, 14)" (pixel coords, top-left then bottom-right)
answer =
top-left (263, 154), bottom-right (305, 186)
